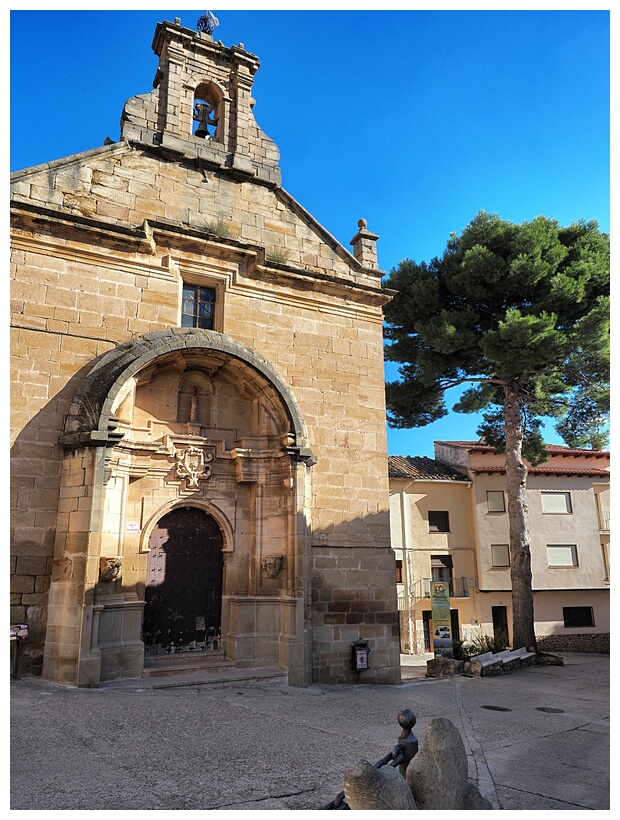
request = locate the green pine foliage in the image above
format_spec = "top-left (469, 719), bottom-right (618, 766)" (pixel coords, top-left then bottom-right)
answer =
top-left (383, 211), bottom-right (610, 460)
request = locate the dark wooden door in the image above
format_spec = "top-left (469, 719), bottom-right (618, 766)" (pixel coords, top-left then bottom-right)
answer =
top-left (492, 605), bottom-right (509, 644)
top-left (143, 507), bottom-right (223, 655)
top-left (422, 610), bottom-right (431, 651)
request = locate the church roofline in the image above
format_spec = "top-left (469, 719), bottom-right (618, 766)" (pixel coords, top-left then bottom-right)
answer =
top-left (10, 198), bottom-right (391, 307)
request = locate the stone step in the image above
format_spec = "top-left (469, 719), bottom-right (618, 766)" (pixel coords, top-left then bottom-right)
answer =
top-left (151, 667), bottom-right (289, 689)
top-left (143, 650), bottom-right (231, 677)
top-left (135, 650), bottom-right (289, 689)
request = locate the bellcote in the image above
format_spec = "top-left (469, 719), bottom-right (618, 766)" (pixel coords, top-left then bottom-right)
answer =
top-left (120, 17), bottom-right (281, 186)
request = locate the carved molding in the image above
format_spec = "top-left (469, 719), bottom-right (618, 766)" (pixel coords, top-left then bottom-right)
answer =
top-left (99, 557), bottom-right (122, 583)
top-left (260, 556), bottom-right (284, 578)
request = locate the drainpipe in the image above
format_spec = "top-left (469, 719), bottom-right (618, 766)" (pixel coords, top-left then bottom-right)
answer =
top-left (399, 481), bottom-right (415, 654)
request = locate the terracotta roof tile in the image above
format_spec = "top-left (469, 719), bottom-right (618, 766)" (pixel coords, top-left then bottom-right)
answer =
top-left (434, 440), bottom-right (494, 452)
top-left (544, 444), bottom-right (610, 458)
top-left (435, 440), bottom-right (609, 458)
top-left (388, 455), bottom-right (469, 482)
top-left (470, 466), bottom-right (609, 477)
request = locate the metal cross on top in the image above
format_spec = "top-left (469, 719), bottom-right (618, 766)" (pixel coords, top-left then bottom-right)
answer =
top-left (197, 10), bottom-right (220, 35)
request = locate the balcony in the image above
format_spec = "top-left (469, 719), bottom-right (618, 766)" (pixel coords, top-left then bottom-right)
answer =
top-left (418, 577), bottom-right (471, 599)
top-left (599, 510), bottom-right (610, 531)
top-left (396, 578), bottom-right (472, 609)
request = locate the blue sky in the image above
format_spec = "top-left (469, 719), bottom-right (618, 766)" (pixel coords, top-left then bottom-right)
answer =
top-left (9, 5), bottom-right (611, 457)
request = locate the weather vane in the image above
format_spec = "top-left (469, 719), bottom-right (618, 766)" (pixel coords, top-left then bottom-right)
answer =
top-left (197, 10), bottom-right (219, 35)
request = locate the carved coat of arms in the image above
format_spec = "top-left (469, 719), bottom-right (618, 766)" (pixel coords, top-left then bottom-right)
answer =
top-left (174, 445), bottom-right (213, 489)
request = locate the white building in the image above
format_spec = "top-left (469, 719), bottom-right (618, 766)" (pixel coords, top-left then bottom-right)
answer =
top-left (389, 441), bottom-right (610, 654)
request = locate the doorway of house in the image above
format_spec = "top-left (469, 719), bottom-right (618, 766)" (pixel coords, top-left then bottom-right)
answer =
top-left (492, 605), bottom-right (509, 645)
top-left (422, 609), bottom-right (460, 651)
top-left (143, 507), bottom-right (224, 655)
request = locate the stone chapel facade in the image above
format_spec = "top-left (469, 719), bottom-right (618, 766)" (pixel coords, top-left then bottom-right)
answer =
top-left (10, 18), bottom-right (401, 686)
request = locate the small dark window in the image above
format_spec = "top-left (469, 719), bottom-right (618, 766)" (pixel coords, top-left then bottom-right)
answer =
top-left (562, 607), bottom-right (595, 628)
top-left (182, 284), bottom-right (216, 329)
top-left (429, 511), bottom-right (449, 532)
top-left (395, 560), bottom-right (403, 584)
top-left (431, 554), bottom-right (453, 583)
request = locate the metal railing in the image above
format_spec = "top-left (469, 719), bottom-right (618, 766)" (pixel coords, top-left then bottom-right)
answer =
top-left (320, 709), bottom-right (419, 810)
top-left (599, 510), bottom-right (610, 530)
top-left (417, 577), bottom-right (470, 599)
top-left (398, 578), bottom-right (471, 610)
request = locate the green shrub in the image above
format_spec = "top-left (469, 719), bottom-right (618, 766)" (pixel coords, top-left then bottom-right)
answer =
top-left (452, 639), bottom-right (476, 660)
top-left (267, 249), bottom-right (290, 264)
top-left (470, 633), bottom-right (509, 655)
top-left (204, 219), bottom-right (231, 238)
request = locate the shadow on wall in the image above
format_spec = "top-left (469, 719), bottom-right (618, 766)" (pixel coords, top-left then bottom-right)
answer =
top-left (11, 344), bottom-right (399, 679)
top-left (10, 357), bottom-right (104, 674)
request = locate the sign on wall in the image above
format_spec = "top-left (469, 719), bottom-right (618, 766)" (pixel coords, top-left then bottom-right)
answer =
top-left (431, 581), bottom-right (452, 658)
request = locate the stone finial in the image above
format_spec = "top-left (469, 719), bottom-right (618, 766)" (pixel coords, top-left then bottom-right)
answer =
top-left (350, 218), bottom-right (379, 269)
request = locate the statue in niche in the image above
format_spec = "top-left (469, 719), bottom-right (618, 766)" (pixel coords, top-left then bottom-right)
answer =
top-left (190, 385), bottom-right (200, 424)
top-left (177, 371), bottom-right (212, 427)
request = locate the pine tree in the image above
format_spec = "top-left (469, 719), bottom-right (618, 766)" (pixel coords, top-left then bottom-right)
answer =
top-left (383, 211), bottom-right (610, 650)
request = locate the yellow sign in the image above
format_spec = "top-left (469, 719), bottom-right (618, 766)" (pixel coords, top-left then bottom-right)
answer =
top-left (430, 582), bottom-right (452, 657)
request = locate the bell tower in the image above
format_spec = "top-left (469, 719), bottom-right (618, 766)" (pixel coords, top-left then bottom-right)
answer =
top-left (120, 12), bottom-right (281, 186)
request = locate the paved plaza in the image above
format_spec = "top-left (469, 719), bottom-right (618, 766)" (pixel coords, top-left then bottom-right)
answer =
top-left (10, 653), bottom-right (610, 812)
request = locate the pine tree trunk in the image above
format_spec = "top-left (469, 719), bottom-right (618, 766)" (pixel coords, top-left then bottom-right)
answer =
top-left (503, 385), bottom-right (537, 651)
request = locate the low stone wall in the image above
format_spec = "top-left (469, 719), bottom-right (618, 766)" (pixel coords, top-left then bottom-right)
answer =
top-left (536, 633), bottom-right (610, 654)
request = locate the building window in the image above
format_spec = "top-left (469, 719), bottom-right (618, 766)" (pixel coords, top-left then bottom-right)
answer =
top-left (395, 560), bottom-right (403, 584)
top-left (182, 284), bottom-right (216, 329)
top-left (491, 544), bottom-right (510, 567)
top-left (562, 607), bottom-right (595, 628)
top-left (541, 491), bottom-right (572, 514)
top-left (428, 511), bottom-right (449, 532)
top-left (486, 491), bottom-right (506, 512)
top-left (431, 554), bottom-right (453, 583)
top-left (547, 545), bottom-right (578, 567)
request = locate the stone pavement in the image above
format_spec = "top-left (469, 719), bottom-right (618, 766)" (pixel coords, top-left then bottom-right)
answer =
top-left (10, 653), bottom-right (610, 812)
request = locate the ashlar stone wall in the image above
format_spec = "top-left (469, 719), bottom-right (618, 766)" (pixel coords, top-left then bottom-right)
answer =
top-left (10, 18), bottom-right (399, 685)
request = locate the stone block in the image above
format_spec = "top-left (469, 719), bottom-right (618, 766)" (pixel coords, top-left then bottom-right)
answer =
top-left (344, 761), bottom-right (416, 810)
top-left (426, 657), bottom-right (463, 678)
top-left (406, 718), bottom-right (491, 810)
top-left (10, 575), bottom-right (36, 594)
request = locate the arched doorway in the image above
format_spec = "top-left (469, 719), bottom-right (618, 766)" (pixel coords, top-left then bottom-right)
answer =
top-left (143, 507), bottom-right (224, 655)
top-left (49, 329), bottom-right (313, 686)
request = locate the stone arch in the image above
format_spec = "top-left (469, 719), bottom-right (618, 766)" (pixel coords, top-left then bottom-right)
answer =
top-left (61, 328), bottom-right (310, 458)
top-left (50, 328), bottom-right (314, 687)
top-left (193, 79), bottom-right (224, 141)
top-left (140, 498), bottom-right (235, 556)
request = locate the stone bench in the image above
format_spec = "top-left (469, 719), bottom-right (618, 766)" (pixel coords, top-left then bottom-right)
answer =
top-left (467, 647), bottom-right (536, 676)
top-left (503, 647), bottom-right (536, 670)
top-left (467, 651), bottom-right (504, 676)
